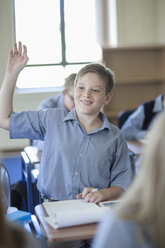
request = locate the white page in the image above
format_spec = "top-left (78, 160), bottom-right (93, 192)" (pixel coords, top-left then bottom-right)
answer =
top-left (43, 199), bottom-right (109, 229)
top-left (43, 199), bottom-right (100, 216)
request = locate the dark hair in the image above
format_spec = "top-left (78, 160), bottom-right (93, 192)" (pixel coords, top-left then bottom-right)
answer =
top-left (74, 63), bottom-right (115, 94)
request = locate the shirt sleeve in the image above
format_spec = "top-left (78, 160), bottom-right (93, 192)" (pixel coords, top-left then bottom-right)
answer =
top-left (9, 110), bottom-right (47, 141)
top-left (121, 105), bottom-right (146, 140)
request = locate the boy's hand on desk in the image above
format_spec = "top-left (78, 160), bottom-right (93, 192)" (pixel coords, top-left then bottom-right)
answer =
top-left (76, 187), bottom-right (104, 204)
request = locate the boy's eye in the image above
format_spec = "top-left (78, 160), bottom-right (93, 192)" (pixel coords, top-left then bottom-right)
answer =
top-left (78, 86), bottom-right (84, 90)
top-left (92, 89), bottom-right (100, 93)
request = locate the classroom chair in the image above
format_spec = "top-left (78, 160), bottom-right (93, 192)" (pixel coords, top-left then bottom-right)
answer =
top-left (0, 161), bottom-right (11, 212)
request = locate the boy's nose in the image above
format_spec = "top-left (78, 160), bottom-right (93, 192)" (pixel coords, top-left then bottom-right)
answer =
top-left (83, 89), bottom-right (91, 98)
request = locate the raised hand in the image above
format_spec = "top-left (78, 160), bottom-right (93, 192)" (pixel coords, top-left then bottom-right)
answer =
top-left (0, 42), bottom-right (29, 130)
top-left (6, 42), bottom-right (29, 75)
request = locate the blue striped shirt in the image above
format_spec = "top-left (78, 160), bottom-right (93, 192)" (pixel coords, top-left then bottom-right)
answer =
top-left (10, 108), bottom-right (132, 200)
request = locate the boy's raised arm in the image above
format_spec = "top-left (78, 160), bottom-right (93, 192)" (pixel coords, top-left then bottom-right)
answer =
top-left (0, 42), bottom-right (29, 130)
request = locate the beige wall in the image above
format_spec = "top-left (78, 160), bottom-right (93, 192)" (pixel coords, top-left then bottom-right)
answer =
top-left (117, 0), bottom-right (157, 46)
top-left (97, 0), bottom-right (165, 47)
top-left (157, 0), bottom-right (165, 44)
top-left (1, 0), bottom-right (165, 150)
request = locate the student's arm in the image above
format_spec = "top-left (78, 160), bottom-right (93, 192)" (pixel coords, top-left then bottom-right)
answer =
top-left (76, 186), bottom-right (124, 203)
top-left (0, 42), bottom-right (28, 130)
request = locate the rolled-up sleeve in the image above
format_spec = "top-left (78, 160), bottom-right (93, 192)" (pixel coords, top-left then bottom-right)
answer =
top-left (10, 111), bottom-right (46, 140)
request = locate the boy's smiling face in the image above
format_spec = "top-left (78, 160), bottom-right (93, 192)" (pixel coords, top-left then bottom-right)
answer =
top-left (74, 72), bottom-right (112, 117)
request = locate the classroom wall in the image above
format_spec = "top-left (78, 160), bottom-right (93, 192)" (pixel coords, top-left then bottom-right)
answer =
top-left (96, 0), bottom-right (165, 48)
top-left (157, 0), bottom-right (165, 44)
top-left (116, 0), bottom-right (157, 46)
top-left (0, 0), bottom-right (165, 151)
top-left (102, 45), bottom-right (165, 125)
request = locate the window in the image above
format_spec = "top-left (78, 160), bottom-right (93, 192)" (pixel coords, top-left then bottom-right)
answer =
top-left (13, 0), bottom-right (102, 90)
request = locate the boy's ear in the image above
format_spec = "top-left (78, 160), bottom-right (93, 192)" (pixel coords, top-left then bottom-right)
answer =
top-left (104, 92), bottom-right (113, 105)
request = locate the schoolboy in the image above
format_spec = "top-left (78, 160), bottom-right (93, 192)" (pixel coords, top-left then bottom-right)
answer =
top-left (0, 42), bottom-right (132, 203)
top-left (37, 73), bottom-right (76, 111)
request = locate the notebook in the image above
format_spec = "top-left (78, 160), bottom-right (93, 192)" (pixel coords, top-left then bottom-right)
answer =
top-left (43, 199), bottom-right (109, 229)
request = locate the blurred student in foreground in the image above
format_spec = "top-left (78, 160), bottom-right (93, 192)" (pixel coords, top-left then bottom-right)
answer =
top-left (92, 112), bottom-right (165, 248)
top-left (0, 183), bottom-right (45, 248)
top-left (32, 73), bottom-right (76, 150)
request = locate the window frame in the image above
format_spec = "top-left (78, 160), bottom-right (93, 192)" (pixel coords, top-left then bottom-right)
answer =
top-left (13, 0), bottom-right (94, 89)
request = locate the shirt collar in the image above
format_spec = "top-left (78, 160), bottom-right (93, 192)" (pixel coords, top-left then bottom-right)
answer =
top-left (98, 112), bottom-right (111, 131)
top-left (63, 108), bottom-right (78, 122)
top-left (63, 109), bottom-right (111, 131)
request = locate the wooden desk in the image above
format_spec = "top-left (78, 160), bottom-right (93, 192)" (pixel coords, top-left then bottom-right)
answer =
top-left (127, 140), bottom-right (144, 155)
top-left (35, 204), bottom-right (97, 242)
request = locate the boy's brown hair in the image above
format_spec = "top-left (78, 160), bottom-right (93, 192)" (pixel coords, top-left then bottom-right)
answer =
top-left (74, 63), bottom-right (115, 94)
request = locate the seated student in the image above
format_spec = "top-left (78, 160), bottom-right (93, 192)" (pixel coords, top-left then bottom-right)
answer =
top-left (92, 112), bottom-right (165, 248)
top-left (32, 73), bottom-right (76, 150)
top-left (0, 42), bottom-right (132, 204)
top-left (37, 73), bottom-right (75, 111)
top-left (0, 183), bottom-right (45, 248)
top-left (121, 94), bottom-right (165, 140)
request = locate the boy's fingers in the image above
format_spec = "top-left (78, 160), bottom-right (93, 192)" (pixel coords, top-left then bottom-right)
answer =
top-left (10, 49), bottom-right (13, 56)
top-left (18, 41), bottom-right (22, 55)
top-left (84, 191), bottom-right (103, 203)
top-left (76, 193), bottom-right (82, 199)
top-left (78, 187), bottom-right (96, 199)
top-left (84, 193), bottom-right (93, 202)
top-left (13, 43), bottom-right (18, 54)
top-left (23, 45), bottom-right (29, 63)
top-left (23, 45), bottom-right (27, 55)
top-left (94, 195), bottom-right (102, 204)
top-left (82, 187), bottom-right (92, 198)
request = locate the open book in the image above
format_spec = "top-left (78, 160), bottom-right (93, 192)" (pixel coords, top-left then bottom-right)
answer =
top-left (43, 199), bottom-right (110, 229)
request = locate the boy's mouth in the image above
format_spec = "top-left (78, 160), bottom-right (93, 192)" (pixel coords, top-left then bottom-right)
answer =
top-left (81, 100), bottom-right (93, 105)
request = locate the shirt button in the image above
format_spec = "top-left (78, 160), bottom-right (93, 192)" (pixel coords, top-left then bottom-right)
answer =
top-left (75, 172), bottom-right (78, 176)
top-left (80, 153), bottom-right (82, 157)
